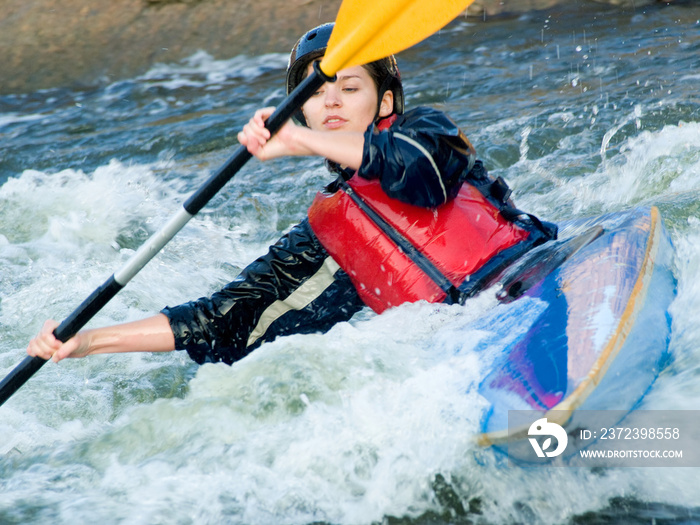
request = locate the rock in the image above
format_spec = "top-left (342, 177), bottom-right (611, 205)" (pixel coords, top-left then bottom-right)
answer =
top-left (0, 0), bottom-right (341, 94)
top-left (0, 0), bottom-right (667, 95)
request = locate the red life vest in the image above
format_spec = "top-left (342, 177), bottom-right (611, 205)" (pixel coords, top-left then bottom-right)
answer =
top-left (307, 123), bottom-right (531, 314)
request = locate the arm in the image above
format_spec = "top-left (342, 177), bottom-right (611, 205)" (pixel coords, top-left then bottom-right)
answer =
top-left (27, 314), bottom-right (175, 363)
top-left (237, 107), bottom-right (365, 170)
top-left (359, 107), bottom-right (476, 208)
top-left (162, 219), bottom-right (364, 365)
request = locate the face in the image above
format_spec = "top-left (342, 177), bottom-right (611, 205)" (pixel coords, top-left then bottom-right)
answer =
top-left (301, 64), bottom-right (394, 132)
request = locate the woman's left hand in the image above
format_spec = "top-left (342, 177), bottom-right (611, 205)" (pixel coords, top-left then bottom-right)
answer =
top-left (238, 107), bottom-right (310, 161)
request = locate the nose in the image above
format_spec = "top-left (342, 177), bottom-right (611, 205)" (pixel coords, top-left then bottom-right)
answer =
top-left (324, 85), bottom-right (341, 107)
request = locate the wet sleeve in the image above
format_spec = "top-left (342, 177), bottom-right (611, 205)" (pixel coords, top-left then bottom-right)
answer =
top-left (161, 219), bottom-right (364, 365)
top-left (359, 106), bottom-right (475, 208)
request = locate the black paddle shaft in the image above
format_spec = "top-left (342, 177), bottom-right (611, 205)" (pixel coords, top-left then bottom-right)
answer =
top-left (0, 65), bottom-right (333, 407)
top-left (184, 63), bottom-right (333, 215)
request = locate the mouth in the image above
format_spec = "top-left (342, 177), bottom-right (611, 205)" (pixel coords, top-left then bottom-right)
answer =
top-left (323, 116), bottom-right (347, 128)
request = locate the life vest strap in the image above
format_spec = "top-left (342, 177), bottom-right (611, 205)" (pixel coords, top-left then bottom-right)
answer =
top-left (340, 181), bottom-right (462, 303)
top-left (456, 239), bottom-right (540, 300)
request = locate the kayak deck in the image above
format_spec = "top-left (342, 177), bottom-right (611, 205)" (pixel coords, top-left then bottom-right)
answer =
top-left (473, 206), bottom-right (676, 448)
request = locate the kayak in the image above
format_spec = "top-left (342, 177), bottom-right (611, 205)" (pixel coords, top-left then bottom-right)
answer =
top-left (470, 206), bottom-right (676, 459)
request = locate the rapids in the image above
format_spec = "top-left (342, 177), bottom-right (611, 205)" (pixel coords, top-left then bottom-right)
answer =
top-left (1, 3), bottom-right (699, 523)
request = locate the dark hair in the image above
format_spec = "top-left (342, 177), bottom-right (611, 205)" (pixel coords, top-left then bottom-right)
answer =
top-left (362, 61), bottom-right (388, 91)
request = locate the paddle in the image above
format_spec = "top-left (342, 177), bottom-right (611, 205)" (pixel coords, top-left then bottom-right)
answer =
top-left (0, 0), bottom-right (476, 407)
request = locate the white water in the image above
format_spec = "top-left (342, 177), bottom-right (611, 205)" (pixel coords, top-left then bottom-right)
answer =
top-left (2, 5), bottom-right (700, 523)
top-left (1, 115), bottom-right (698, 524)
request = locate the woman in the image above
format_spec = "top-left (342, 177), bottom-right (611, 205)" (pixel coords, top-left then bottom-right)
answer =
top-left (27, 23), bottom-right (554, 365)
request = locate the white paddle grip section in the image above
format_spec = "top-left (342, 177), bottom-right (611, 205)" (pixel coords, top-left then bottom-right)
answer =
top-left (114, 207), bottom-right (194, 285)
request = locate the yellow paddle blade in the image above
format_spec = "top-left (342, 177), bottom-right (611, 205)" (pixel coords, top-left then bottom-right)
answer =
top-left (320, 0), bottom-right (475, 76)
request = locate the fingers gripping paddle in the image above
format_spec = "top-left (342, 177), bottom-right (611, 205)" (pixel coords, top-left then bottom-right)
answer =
top-left (0, 0), bottom-right (476, 407)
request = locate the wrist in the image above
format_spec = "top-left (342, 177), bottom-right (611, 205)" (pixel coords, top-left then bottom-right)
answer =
top-left (77, 330), bottom-right (97, 357)
top-left (289, 126), bottom-right (315, 156)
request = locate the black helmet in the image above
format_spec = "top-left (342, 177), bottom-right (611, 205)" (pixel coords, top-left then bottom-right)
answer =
top-left (286, 23), bottom-right (404, 125)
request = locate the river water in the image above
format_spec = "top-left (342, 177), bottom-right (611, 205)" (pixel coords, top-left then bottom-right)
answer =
top-left (1, 3), bottom-right (700, 524)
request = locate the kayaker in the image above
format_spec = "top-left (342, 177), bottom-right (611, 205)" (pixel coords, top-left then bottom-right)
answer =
top-left (27, 23), bottom-right (555, 365)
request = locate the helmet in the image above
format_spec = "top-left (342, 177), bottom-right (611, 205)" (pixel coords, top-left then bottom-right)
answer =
top-left (286, 23), bottom-right (404, 125)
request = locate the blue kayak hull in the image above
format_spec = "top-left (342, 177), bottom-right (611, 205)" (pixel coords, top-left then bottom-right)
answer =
top-left (474, 206), bottom-right (676, 454)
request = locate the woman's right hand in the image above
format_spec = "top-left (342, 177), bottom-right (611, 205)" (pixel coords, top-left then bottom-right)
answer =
top-left (26, 320), bottom-right (90, 363)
